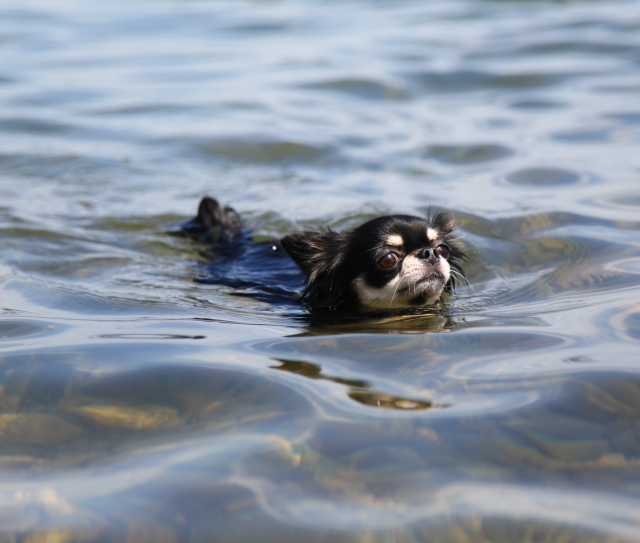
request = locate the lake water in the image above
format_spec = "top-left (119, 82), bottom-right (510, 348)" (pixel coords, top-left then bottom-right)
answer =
top-left (1, 0), bottom-right (640, 540)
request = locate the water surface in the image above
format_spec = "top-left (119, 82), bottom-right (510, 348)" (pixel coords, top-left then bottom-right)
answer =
top-left (1, 0), bottom-right (640, 540)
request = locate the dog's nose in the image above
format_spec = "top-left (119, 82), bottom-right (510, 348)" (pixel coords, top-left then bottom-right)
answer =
top-left (418, 247), bottom-right (438, 262)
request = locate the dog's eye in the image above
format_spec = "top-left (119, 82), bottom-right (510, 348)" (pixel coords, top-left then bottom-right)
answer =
top-left (378, 253), bottom-right (399, 268)
top-left (436, 245), bottom-right (450, 260)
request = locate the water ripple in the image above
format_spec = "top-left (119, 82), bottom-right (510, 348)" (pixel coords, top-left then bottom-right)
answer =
top-left (424, 143), bottom-right (513, 165)
top-left (1, 0), bottom-right (640, 539)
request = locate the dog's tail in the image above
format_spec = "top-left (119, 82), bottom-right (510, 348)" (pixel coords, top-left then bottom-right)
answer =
top-left (180, 196), bottom-right (241, 243)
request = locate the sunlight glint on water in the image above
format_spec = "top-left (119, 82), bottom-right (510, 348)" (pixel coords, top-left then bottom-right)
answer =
top-left (0, 0), bottom-right (640, 540)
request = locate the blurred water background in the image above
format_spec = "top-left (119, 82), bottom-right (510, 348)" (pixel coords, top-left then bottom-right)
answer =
top-left (1, 0), bottom-right (640, 540)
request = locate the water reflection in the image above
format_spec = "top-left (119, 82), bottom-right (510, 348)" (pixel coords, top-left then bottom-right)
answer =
top-left (1, 0), bottom-right (640, 539)
top-left (504, 167), bottom-right (583, 186)
top-left (348, 392), bottom-right (440, 411)
top-left (271, 359), bottom-right (443, 411)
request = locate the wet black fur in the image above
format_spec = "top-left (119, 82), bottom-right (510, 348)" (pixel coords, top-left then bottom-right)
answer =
top-left (180, 196), bottom-right (241, 244)
top-left (181, 197), bottom-right (466, 311)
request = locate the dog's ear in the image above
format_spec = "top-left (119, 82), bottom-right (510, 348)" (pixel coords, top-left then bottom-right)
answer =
top-left (280, 230), bottom-right (349, 308)
top-left (280, 230), bottom-right (342, 280)
top-left (431, 212), bottom-right (457, 236)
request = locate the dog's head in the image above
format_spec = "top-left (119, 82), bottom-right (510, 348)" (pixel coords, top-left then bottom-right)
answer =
top-left (281, 213), bottom-right (465, 310)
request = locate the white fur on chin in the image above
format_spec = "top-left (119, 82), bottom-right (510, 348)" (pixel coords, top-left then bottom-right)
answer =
top-left (352, 255), bottom-right (451, 309)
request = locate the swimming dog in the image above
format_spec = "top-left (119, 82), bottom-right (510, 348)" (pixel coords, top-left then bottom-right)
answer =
top-left (181, 197), bottom-right (465, 311)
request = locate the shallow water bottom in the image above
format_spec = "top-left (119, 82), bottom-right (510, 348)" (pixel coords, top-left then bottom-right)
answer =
top-left (2, 0), bottom-right (640, 539)
top-left (1, 289), bottom-right (640, 542)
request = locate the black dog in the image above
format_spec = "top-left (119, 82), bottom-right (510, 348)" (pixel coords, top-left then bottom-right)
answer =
top-left (180, 197), bottom-right (466, 312)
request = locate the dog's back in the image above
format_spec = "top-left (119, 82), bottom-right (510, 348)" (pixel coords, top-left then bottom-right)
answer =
top-left (178, 197), bottom-right (303, 306)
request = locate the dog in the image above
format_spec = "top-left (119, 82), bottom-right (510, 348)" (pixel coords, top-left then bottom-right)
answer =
top-left (180, 197), bottom-right (466, 312)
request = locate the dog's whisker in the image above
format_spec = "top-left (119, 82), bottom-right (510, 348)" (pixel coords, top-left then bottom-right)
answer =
top-left (388, 274), bottom-right (407, 309)
top-left (450, 269), bottom-right (474, 293)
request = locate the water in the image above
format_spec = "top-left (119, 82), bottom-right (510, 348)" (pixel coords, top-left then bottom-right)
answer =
top-left (1, 0), bottom-right (640, 540)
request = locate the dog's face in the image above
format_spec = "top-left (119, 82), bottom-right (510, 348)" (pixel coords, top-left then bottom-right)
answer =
top-left (281, 214), bottom-right (465, 311)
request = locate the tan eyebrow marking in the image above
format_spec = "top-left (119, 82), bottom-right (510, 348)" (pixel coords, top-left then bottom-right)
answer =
top-left (426, 228), bottom-right (439, 241)
top-left (385, 234), bottom-right (404, 247)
